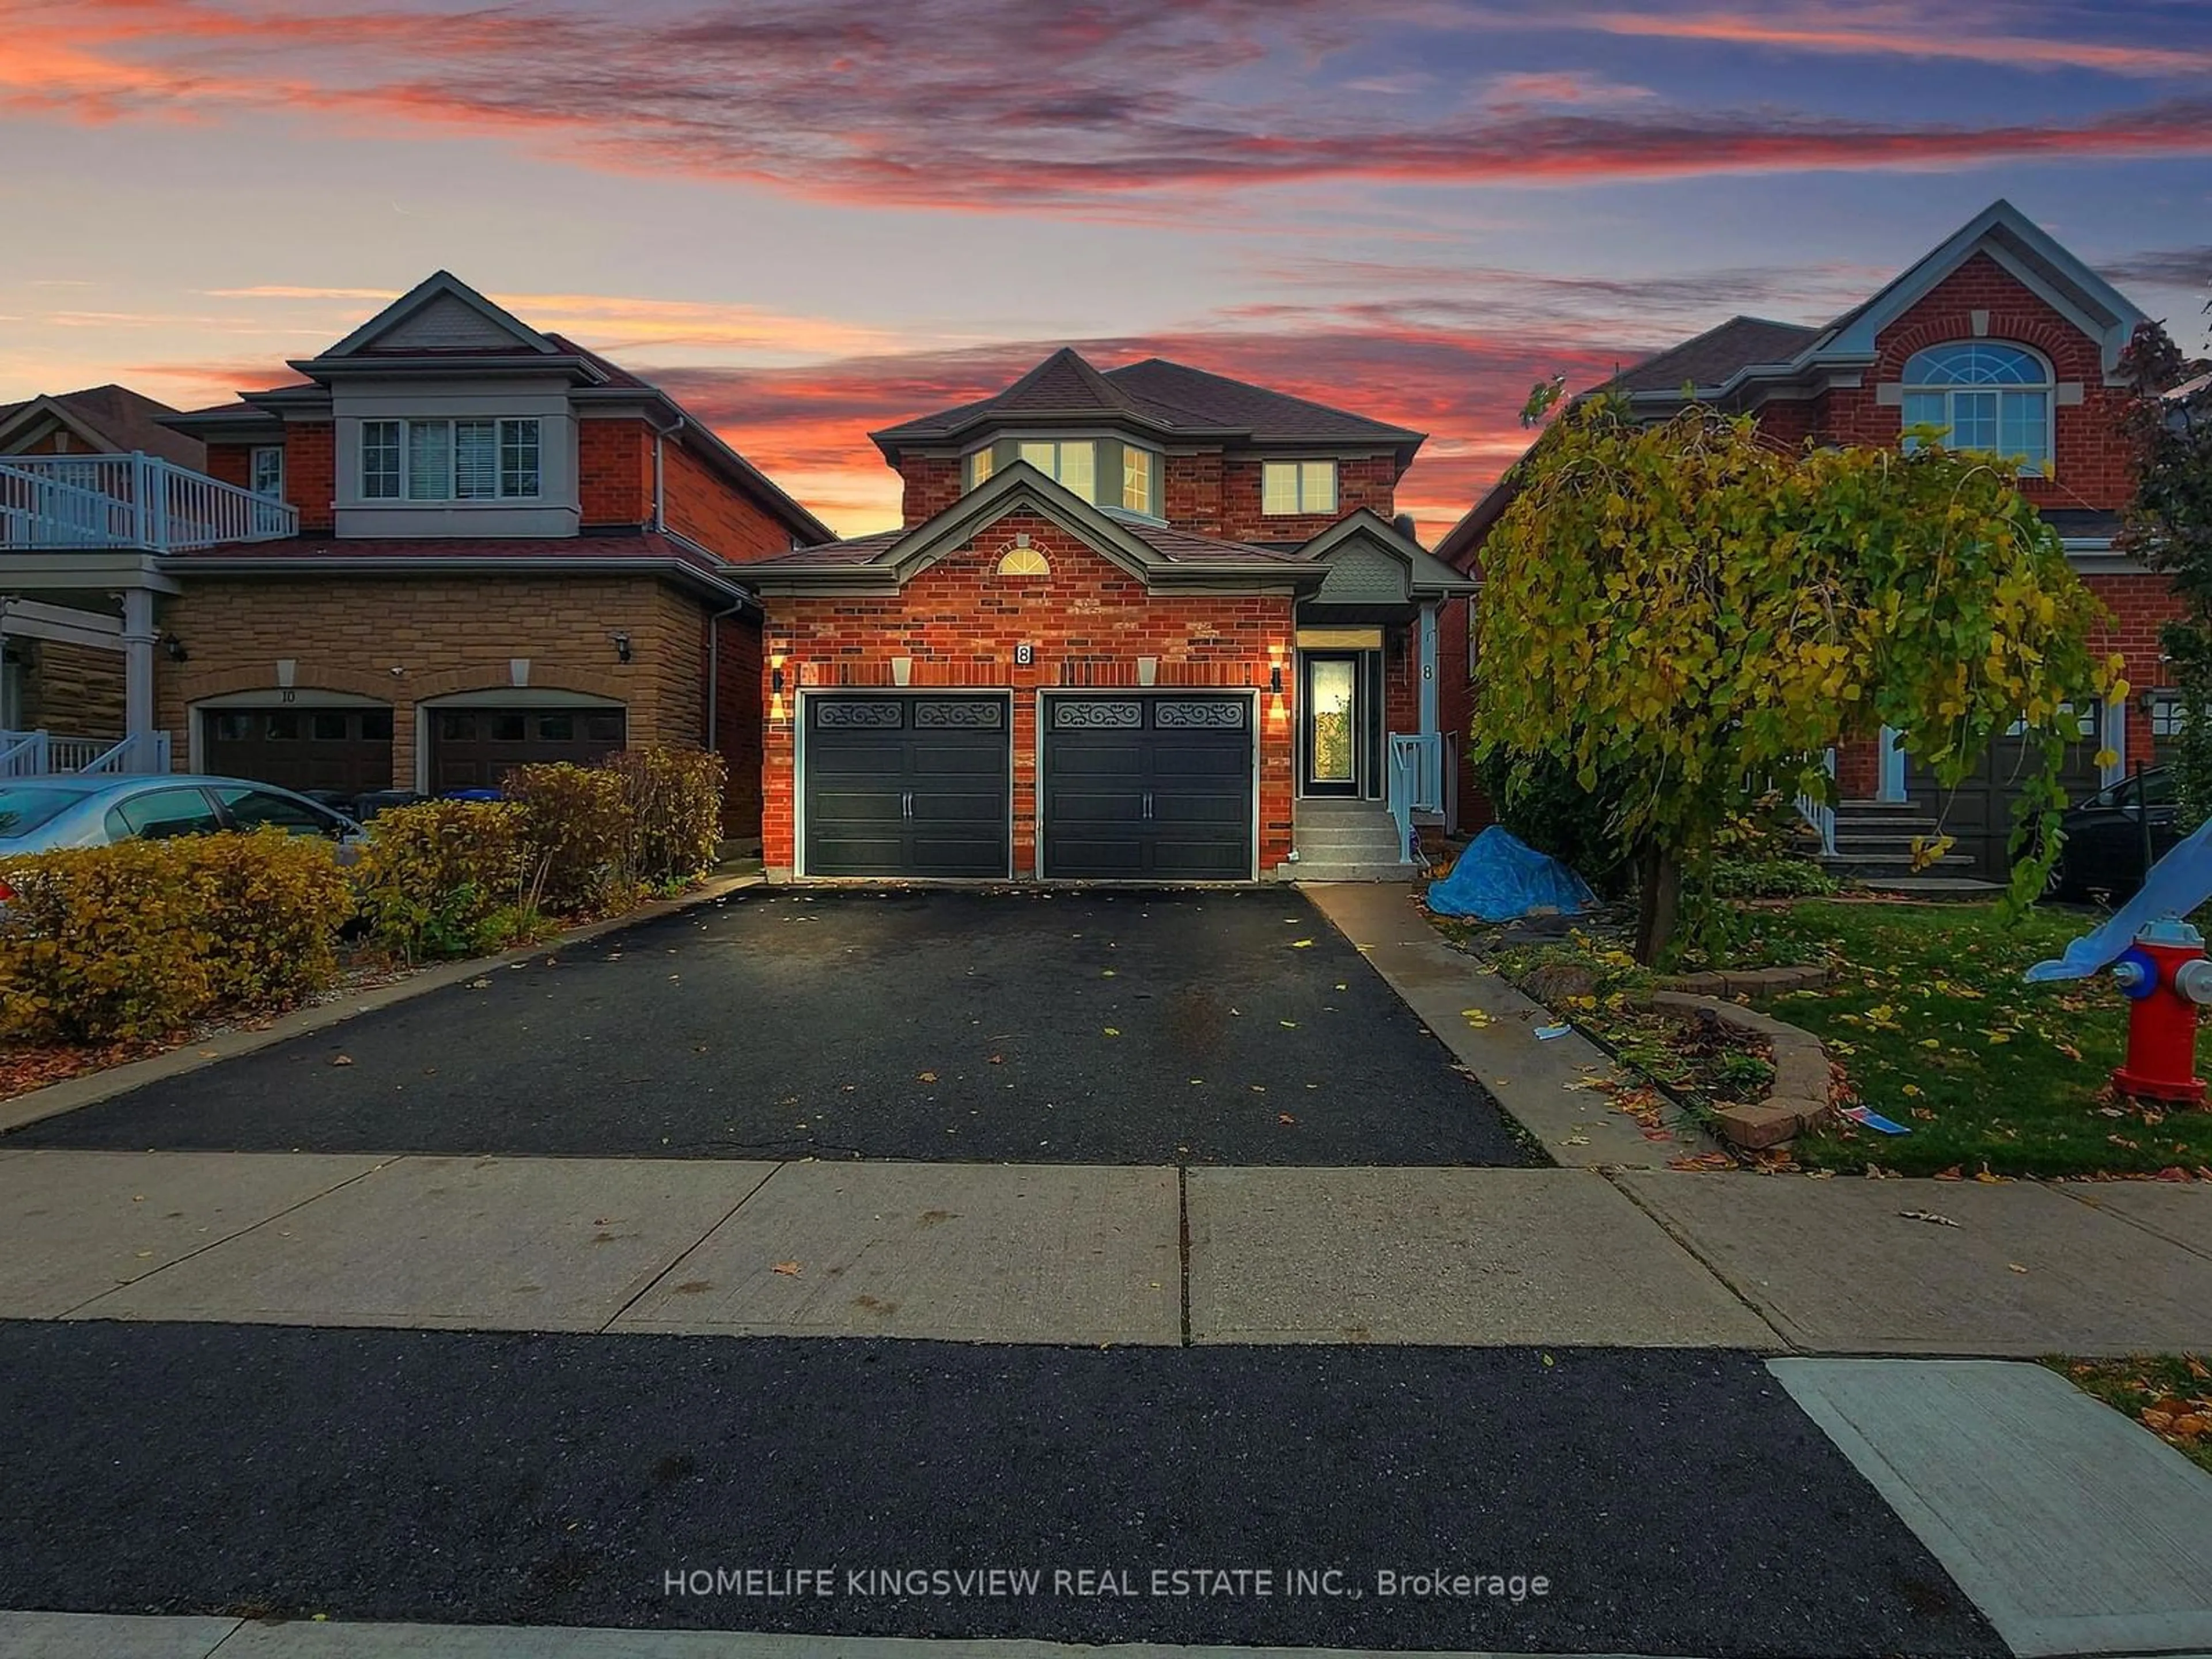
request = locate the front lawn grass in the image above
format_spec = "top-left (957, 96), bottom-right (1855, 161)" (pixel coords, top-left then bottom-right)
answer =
top-left (2044, 1354), bottom-right (2212, 1475)
top-left (1734, 900), bottom-right (2212, 1178)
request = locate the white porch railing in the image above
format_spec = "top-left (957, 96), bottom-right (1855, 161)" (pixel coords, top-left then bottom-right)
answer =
top-left (0, 451), bottom-right (296, 553)
top-left (1794, 749), bottom-right (1838, 857)
top-left (0, 728), bottom-right (171, 776)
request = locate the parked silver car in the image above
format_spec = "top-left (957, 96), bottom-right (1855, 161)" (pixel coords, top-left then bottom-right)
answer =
top-left (0, 775), bottom-right (366, 857)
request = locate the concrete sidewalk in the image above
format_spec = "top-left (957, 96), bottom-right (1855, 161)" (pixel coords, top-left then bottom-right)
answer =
top-left (1300, 882), bottom-right (1708, 1168)
top-left (7, 1147), bottom-right (2211, 1354)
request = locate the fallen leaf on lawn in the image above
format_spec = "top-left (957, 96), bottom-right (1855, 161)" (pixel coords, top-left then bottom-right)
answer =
top-left (1973, 1166), bottom-right (2006, 1184)
top-left (772, 1262), bottom-right (801, 1277)
top-left (1933, 1165), bottom-right (1964, 1181)
top-left (330, 1055), bottom-right (354, 1067)
top-left (1805, 1168), bottom-right (1835, 1180)
top-left (1898, 1209), bottom-right (1959, 1226)
top-left (2188, 1358), bottom-right (2212, 1382)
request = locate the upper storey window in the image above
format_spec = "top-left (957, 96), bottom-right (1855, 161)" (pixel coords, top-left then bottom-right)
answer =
top-left (1263, 459), bottom-right (1338, 516)
top-left (249, 445), bottom-right (285, 501)
top-left (1017, 440), bottom-right (1096, 501)
top-left (1900, 343), bottom-right (2052, 477)
top-left (962, 437), bottom-right (1162, 516)
top-left (361, 418), bottom-right (541, 501)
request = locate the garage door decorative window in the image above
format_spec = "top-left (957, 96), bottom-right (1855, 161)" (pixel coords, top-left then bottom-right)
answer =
top-left (1156, 700), bottom-right (1245, 729)
top-left (915, 701), bottom-right (1003, 728)
top-left (815, 701), bottom-right (903, 729)
top-left (1054, 700), bottom-right (1141, 729)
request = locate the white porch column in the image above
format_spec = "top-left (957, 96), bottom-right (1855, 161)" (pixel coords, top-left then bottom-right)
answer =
top-left (1877, 724), bottom-right (1907, 802)
top-left (1418, 601), bottom-right (1439, 735)
top-left (120, 587), bottom-right (158, 756)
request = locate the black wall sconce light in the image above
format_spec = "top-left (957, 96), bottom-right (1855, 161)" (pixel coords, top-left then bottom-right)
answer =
top-left (771, 664), bottom-right (786, 694)
top-left (611, 631), bottom-right (632, 664)
top-left (1268, 664), bottom-right (1283, 694)
top-left (162, 633), bottom-right (189, 663)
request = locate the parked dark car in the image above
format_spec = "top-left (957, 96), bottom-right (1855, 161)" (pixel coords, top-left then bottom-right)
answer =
top-left (2049, 768), bottom-right (2181, 903)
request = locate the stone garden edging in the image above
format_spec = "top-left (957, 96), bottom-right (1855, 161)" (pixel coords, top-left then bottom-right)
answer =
top-left (1637, 988), bottom-right (1836, 1150)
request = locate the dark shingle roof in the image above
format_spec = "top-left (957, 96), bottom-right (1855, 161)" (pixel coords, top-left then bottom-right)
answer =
top-left (871, 349), bottom-right (1423, 453)
top-left (0, 384), bottom-right (204, 468)
top-left (1609, 316), bottom-right (1821, 396)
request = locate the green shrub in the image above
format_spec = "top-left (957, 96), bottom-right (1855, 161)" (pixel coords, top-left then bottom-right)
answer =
top-left (1474, 745), bottom-right (1631, 896)
top-left (350, 800), bottom-right (531, 961)
top-left (1709, 857), bottom-right (1841, 899)
top-left (604, 747), bottom-right (725, 887)
top-left (503, 762), bottom-right (635, 915)
top-left (0, 831), bottom-right (351, 1044)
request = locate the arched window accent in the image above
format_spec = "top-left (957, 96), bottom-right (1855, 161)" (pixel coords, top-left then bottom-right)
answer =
top-left (1900, 342), bottom-right (2053, 476)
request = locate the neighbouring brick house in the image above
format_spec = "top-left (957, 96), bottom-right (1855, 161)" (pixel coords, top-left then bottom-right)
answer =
top-left (148, 272), bottom-right (830, 835)
top-left (1436, 199), bottom-right (2174, 878)
top-left (738, 349), bottom-right (1472, 881)
top-left (0, 385), bottom-right (207, 751)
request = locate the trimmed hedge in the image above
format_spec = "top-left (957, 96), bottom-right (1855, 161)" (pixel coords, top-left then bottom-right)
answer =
top-left (0, 745), bottom-right (732, 1044)
top-left (0, 830), bottom-right (354, 1044)
top-left (350, 798), bottom-right (536, 962)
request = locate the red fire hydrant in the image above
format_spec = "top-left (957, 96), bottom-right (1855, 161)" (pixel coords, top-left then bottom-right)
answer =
top-left (2109, 917), bottom-right (2212, 1105)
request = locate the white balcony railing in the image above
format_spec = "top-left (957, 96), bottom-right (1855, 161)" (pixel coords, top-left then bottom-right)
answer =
top-left (0, 451), bottom-right (296, 554)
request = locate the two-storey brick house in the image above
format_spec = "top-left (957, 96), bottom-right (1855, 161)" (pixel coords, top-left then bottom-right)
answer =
top-left (1436, 200), bottom-right (2173, 878)
top-left (158, 272), bottom-right (830, 835)
top-left (737, 348), bottom-right (1472, 882)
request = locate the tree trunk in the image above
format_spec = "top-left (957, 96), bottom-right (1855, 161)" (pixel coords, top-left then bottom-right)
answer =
top-left (1634, 843), bottom-right (1682, 965)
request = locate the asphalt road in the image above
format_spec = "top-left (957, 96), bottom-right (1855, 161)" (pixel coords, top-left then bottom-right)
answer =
top-left (16, 888), bottom-right (1534, 1166)
top-left (0, 1321), bottom-right (2001, 1656)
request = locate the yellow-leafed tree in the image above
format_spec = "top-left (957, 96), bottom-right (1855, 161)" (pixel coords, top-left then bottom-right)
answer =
top-left (1475, 396), bottom-right (2124, 963)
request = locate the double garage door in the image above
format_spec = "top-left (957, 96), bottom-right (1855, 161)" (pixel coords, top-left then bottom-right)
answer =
top-left (801, 691), bottom-right (1253, 880)
top-left (201, 703), bottom-right (624, 796)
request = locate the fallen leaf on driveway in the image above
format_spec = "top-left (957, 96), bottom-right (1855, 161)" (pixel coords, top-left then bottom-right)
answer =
top-left (1279, 1020), bottom-right (1298, 1029)
top-left (1289, 939), bottom-right (1314, 949)
top-left (2008, 1262), bottom-right (2029, 1273)
top-left (918, 1071), bottom-right (937, 1083)
top-left (330, 1055), bottom-right (354, 1067)
top-left (1897, 1209), bottom-right (1959, 1226)
top-left (988, 1054), bottom-right (1005, 1065)
top-left (1933, 1165), bottom-right (1964, 1181)
top-left (1277, 1113), bottom-right (1296, 1124)
top-left (1563, 1133), bottom-right (1590, 1146)
top-left (772, 1262), bottom-right (801, 1277)
top-left (1103, 1028), bottom-right (1120, 1037)
top-left (469, 978), bottom-right (491, 989)
top-left (1667, 1152), bottom-right (1734, 1172)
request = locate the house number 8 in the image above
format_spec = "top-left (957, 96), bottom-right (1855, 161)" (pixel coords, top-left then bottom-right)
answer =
top-left (1015, 643), bottom-right (1035, 666)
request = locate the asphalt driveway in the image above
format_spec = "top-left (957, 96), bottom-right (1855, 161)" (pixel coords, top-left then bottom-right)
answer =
top-left (13, 888), bottom-right (1534, 1165)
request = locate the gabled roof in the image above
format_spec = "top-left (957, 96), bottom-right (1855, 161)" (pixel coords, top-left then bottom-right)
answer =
top-left (870, 348), bottom-right (1423, 464)
top-left (315, 271), bottom-right (562, 361)
top-left (0, 385), bottom-right (204, 468)
top-left (1300, 509), bottom-right (1476, 600)
top-left (742, 461), bottom-right (1328, 596)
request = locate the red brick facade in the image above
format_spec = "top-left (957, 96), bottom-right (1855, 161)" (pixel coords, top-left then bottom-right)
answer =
top-left (579, 417), bottom-right (654, 527)
top-left (1446, 236), bottom-right (2175, 821)
top-left (759, 510), bottom-right (1297, 877)
top-left (661, 438), bottom-right (798, 562)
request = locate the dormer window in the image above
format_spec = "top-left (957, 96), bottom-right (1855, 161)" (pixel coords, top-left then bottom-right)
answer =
top-left (1900, 343), bottom-right (2052, 476)
top-left (361, 418), bottom-right (541, 501)
top-left (1263, 459), bottom-right (1338, 516)
top-left (961, 435), bottom-right (1161, 513)
top-left (1120, 445), bottom-right (1159, 516)
top-left (965, 448), bottom-right (995, 489)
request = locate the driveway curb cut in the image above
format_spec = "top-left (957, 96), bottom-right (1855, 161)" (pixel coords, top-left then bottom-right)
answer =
top-left (0, 873), bottom-right (762, 1137)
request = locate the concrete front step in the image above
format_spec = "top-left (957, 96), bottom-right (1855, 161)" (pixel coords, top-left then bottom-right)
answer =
top-left (1292, 828), bottom-right (1410, 854)
top-left (1290, 859), bottom-right (1423, 882)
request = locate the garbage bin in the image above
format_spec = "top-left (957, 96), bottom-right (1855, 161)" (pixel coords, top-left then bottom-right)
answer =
top-left (350, 789), bottom-right (427, 822)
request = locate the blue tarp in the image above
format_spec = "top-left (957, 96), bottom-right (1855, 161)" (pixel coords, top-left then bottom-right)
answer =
top-left (1426, 825), bottom-right (1597, 922)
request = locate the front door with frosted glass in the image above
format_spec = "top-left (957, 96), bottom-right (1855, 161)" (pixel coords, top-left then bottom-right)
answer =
top-left (1300, 653), bottom-right (1361, 797)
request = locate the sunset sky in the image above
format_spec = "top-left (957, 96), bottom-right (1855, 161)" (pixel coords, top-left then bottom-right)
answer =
top-left (2, 0), bottom-right (2207, 541)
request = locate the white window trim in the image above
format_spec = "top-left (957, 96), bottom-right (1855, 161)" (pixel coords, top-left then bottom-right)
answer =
top-left (1261, 458), bottom-right (1339, 516)
top-left (359, 416), bottom-right (543, 503)
top-left (1119, 442), bottom-right (1163, 519)
top-left (1899, 342), bottom-right (2055, 478)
